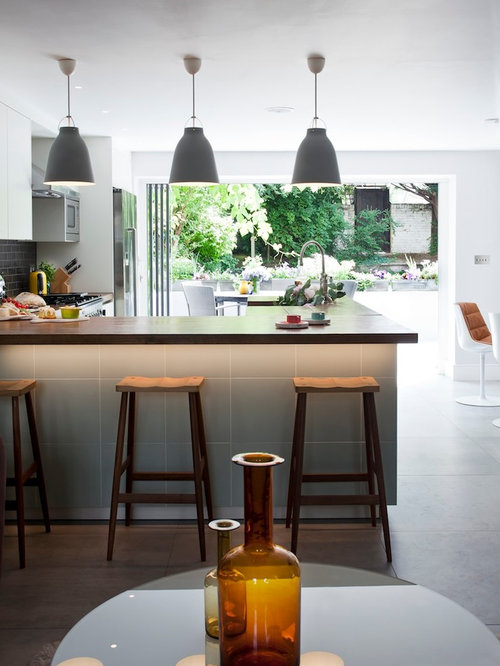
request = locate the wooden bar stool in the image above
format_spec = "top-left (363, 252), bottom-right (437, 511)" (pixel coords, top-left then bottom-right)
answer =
top-left (0, 380), bottom-right (51, 569)
top-left (286, 376), bottom-right (392, 562)
top-left (107, 376), bottom-right (214, 562)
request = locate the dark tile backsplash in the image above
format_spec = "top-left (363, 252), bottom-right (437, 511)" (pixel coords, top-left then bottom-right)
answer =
top-left (0, 240), bottom-right (37, 296)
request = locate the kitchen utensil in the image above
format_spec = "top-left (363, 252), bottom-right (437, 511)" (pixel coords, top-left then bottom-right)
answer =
top-left (64, 258), bottom-right (78, 271)
top-left (29, 270), bottom-right (47, 295)
top-left (67, 264), bottom-right (81, 275)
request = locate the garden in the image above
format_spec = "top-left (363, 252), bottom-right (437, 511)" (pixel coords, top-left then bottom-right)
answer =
top-left (168, 183), bottom-right (438, 297)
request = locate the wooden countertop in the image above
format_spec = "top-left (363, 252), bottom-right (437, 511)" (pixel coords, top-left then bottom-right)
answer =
top-left (0, 299), bottom-right (417, 345)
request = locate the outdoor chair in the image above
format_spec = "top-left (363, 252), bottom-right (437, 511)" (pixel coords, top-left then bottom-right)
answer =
top-left (182, 283), bottom-right (238, 316)
top-left (454, 303), bottom-right (500, 406)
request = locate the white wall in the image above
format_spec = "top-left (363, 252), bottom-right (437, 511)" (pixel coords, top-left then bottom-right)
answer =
top-left (32, 137), bottom-right (114, 293)
top-left (132, 149), bottom-right (500, 379)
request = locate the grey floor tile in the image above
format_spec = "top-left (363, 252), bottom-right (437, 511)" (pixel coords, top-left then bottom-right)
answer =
top-left (397, 436), bottom-right (500, 475)
top-left (389, 475), bottom-right (500, 531)
top-left (390, 530), bottom-right (500, 625)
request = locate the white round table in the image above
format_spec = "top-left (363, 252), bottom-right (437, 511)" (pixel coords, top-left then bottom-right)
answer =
top-left (52, 564), bottom-right (500, 666)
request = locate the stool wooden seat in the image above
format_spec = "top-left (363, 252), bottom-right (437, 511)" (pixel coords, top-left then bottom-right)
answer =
top-left (286, 375), bottom-right (392, 562)
top-left (107, 376), bottom-right (214, 562)
top-left (0, 379), bottom-right (51, 568)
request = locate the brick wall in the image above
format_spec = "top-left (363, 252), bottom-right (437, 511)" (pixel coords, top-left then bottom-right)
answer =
top-left (390, 203), bottom-right (432, 253)
top-left (0, 240), bottom-right (37, 297)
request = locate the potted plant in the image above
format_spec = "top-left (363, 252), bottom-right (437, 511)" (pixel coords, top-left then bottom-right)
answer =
top-left (278, 278), bottom-right (346, 306)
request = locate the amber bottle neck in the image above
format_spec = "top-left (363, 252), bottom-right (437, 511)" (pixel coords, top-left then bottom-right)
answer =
top-left (217, 530), bottom-right (232, 563)
top-left (243, 465), bottom-right (273, 546)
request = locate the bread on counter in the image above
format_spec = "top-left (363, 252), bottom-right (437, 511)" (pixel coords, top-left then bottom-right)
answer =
top-left (15, 292), bottom-right (47, 307)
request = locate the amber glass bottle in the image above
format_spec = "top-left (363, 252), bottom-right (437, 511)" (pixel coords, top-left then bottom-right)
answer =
top-left (204, 518), bottom-right (241, 638)
top-left (218, 452), bottom-right (301, 666)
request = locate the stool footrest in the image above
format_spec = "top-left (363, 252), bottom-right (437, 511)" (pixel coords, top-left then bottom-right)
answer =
top-left (302, 472), bottom-right (370, 483)
top-left (300, 494), bottom-right (380, 506)
top-left (131, 471), bottom-right (195, 482)
top-left (118, 492), bottom-right (197, 504)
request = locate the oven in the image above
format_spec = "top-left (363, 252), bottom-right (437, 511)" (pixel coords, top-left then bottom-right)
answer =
top-left (43, 293), bottom-right (106, 317)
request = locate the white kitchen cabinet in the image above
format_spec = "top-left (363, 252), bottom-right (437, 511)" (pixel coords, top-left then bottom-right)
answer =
top-left (0, 102), bottom-right (32, 240)
top-left (0, 104), bottom-right (7, 239)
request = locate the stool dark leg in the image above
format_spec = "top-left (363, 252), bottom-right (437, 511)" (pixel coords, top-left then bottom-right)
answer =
top-left (291, 392), bottom-right (307, 554)
top-left (12, 396), bottom-right (26, 569)
top-left (286, 391), bottom-right (302, 528)
top-left (362, 392), bottom-right (377, 527)
top-left (365, 393), bottom-right (392, 562)
top-left (125, 392), bottom-right (136, 526)
top-left (194, 391), bottom-right (213, 521)
top-left (24, 391), bottom-right (50, 533)
top-left (107, 392), bottom-right (128, 561)
top-left (189, 392), bottom-right (207, 561)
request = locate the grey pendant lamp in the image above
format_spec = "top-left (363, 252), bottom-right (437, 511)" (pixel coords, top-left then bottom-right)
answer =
top-left (44, 58), bottom-right (95, 187)
top-left (169, 56), bottom-right (219, 185)
top-left (291, 55), bottom-right (341, 186)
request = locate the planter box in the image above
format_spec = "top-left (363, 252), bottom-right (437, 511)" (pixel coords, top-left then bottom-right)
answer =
top-left (391, 280), bottom-right (437, 291)
top-left (365, 281), bottom-right (390, 291)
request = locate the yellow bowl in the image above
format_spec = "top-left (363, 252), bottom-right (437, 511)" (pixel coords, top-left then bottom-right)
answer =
top-left (60, 306), bottom-right (81, 319)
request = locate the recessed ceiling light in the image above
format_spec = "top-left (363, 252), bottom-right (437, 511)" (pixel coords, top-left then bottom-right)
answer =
top-left (266, 106), bottom-right (294, 114)
top-left (74, 85), bottom-right (83, 90)
top-left (484, 117), bottom-right (499, 124)
top-left (102, 109), bottom-right (110, 114)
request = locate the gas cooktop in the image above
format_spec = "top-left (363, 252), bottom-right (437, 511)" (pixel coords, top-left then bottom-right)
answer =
top-left (43, 293), bottom-right (104, 316)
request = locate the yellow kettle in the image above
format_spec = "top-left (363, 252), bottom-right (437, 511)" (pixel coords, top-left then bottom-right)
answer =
top-left (29, 270), bottom-right (47, 295)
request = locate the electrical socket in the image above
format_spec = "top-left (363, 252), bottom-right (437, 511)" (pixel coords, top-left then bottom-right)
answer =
top-left (474, 255), bottom-right (490, 265)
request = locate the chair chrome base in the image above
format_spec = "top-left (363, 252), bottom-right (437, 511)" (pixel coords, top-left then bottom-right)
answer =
top-left (456, 395), bottom-right (500, 406)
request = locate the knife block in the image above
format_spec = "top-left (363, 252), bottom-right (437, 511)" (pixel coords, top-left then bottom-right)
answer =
top-left (50, 267), bottom-right (72, 294)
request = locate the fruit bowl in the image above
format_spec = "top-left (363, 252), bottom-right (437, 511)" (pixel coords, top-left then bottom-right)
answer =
top-left (59, 306), bottom-right (81, 319)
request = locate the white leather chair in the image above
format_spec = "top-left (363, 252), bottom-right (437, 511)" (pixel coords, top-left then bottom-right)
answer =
top-left (488, 312), bottom-right (500, 426)
top-left (454, 303), bottom-right (500, 406)
top-left (182, 283), bottom-right (238, 316)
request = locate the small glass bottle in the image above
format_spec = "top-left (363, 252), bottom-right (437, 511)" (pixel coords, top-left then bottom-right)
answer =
top-left (218, 452), bottom-right (301, 666)
top-left (204, 518), bottom-right (240, 639)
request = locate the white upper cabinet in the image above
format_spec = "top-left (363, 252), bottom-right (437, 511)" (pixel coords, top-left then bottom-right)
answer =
top-left (0, 102), bottom-right (32, 240)
top-left (0, 104), bottom-right (7, 239)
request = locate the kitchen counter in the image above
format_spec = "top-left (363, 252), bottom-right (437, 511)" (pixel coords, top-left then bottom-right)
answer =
top-left (0, 300), bottom-right (416, 521)
top-left (0, 299), bottom-right (416, 345)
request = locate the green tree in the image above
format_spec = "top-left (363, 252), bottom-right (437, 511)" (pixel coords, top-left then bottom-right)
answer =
top-left (170, 186), bottom-right (237, 270)
top-left (170, 184), bottom-right (272, 270)
top-left (338, 209), bottom-right (395, 270)
top-left (256, 185), bottom-right (346, 260)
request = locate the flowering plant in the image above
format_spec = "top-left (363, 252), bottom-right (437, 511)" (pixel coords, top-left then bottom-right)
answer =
top-left (241, 256), bottom-right (271, 282)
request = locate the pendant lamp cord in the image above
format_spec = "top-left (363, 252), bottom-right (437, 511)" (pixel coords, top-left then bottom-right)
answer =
top-left (191, 73), bottom-right (196, 127)
top-left (313, 72), bottom-right (318, 128)
top-left (66, 74), bottom-right (71, 126)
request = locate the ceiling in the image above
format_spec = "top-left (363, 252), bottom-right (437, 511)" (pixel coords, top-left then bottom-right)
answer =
top-left (1, 0), bottom-right (499, 153)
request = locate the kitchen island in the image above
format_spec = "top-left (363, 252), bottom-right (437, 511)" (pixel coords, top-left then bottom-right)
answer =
top-left (0, 299), bottom-right (416, 521)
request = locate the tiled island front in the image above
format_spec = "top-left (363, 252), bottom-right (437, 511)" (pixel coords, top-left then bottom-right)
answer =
top-left (0, 300), bottom-right (416, 520)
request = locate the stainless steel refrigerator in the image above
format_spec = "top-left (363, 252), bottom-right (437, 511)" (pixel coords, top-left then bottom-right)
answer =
top-left (113, 188), bottom-right (137, 316)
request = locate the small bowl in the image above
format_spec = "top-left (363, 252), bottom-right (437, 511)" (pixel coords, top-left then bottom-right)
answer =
top-left (60, 306), bottom-right (81, 319)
